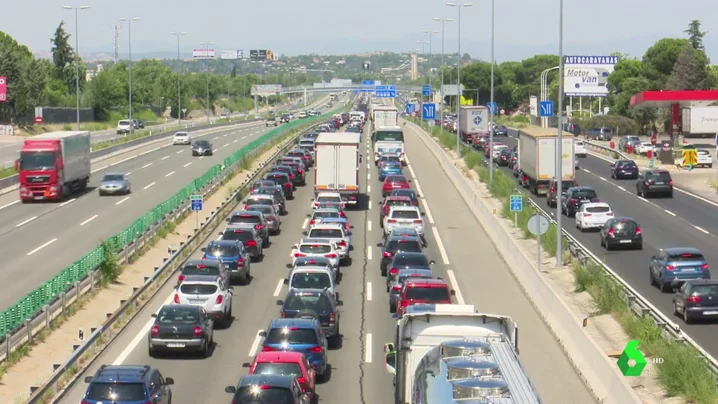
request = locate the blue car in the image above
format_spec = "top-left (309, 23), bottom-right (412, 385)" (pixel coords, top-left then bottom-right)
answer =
top-left (201, 240), bottom-right (251, 285)
top-left (82, 365), bottom-right (174, 404)
top-left (259, 318), bottom-right (329, 378)
top-left (378, 162), bottom-right (403, 181)
top-left (650, 247), bottom-right (710, 292)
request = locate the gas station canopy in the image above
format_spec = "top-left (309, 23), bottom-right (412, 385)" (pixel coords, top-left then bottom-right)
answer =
top-left (630, 90), bottom-right (718, 108)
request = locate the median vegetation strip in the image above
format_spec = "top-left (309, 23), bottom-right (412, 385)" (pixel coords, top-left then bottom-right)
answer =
top-left (409, 117), bottom-right (718, 404)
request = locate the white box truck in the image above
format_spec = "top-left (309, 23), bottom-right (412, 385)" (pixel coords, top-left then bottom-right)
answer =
top-left (518, 126), bottom-right (575, 196)
top-left (383, 304), bottom-right (541, 404)
top-left (372, 105), bottom-right (399, 128)
top-left (681, 106), bottom-right (718, 137)
top-left (314, 132), bottom-right (361, 206)
top-left (459, 106), bottom-right (489, 143)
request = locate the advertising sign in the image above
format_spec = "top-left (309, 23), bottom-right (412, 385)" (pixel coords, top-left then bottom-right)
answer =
top-left (563, 55), bottom-right (618, 97)
top-left (220, 50), bottom-right (243, 60)
top-left (0, 76), bottom-right (6, 102)
top-left (192, 49), bottom-right (216, 59)
top-left (249, 49), bottom-right (268, 60)
top-left (251, 84), bottom-right (282, 97)
top-left (441, 84), bottom-right (461, 96)
top-left (529, 96), bottom-right (538, 117)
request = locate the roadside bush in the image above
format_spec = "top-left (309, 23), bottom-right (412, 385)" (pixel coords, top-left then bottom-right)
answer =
top-left (98, 241), bottom-right (121, 286)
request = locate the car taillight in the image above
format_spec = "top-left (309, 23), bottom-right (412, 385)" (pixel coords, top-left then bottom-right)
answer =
top-left (329, 312), bottom-right (336, 324)
top-left (288, 174), bottom-right (294, 179)
top-left (569, 198), bottom-right (578, 204)
top-left (401, 300), bottom-right (409, 307)
top-left (392, 285), bottom-right (401, 291)
top-left (298, 169), bottom-right (303, 174)
top-left (665, 265), bottom-right (675, 271)
top-left (388, 219), bottom-right (397, 223)
top-left (383, 252), bottom-right (392, 258)
top-left (246, 240), bottom-right (257, 246)
top-left (413, 219), bottom-right (422, 224)
top-left (237, 257), bottom-right (245, 267)
top-left (549, 187), bottom-right (555, 193)
top-left (669, 180), bottom-right (673, 185)
top-left (263, 346), bottom-right (277, 352)
top-left (340, 212), bottom-right (346, 217)
top-left (635, 227), bottom-right (642, 235)
top-left (701, 263), bottom-right (709, 270)
top-left (216, 295), bottom-right (223, 304)
top-left (607, 212), bottom-right (614, 216)
top-left (173, 294), bottom-right (180, 303)
top-left (389, 268), bottom-right (398, 276)
top-left (150, 325), bottom-right (159, 336)
top-left (584, 213), bottom-right (592, 217)
top-left (297, 377), bottom-right (307, 385)
top-left (243, 205), bottom-right (248, 210)
top-left (337, 241), bottom-right (346, 247)
top-left (309, 219), bottom-right (315, 225)
top-left (255, 224), bottom-right (264, 230)
top-left (284, 183), bottom-right (291, 188)
top-left (295, 253), bottom-right (307, 258)
top-left (325, 253), bottom-right (337, 258)
top-left (308, 346), bottom-right (323, 353)
top-left (178, 275), bottom-right (185, 282)
top-left (193, 326), bottom-right (203, 336)
top-left (607, 228), bottom-right (615, 236)
top-left (687, 295), bottom-right (701, 303)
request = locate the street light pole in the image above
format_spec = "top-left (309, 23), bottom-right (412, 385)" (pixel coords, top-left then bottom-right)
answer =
top-left (446, 2), bottom-right (473, 155)
top-left (433, 18), bottom-right (453, 139)
top-left (63, 5), bottom-right (89, 131)
top-left (488, 0), bottom-right (496, 183)
top-left (119, 17), bottom-right (140, 131)
top-left (169, 32), bottom-right (186, 125)
top-left (555, 0), bottom-right (565, 266)
top-left (201, 41), bottom-right (214, 124)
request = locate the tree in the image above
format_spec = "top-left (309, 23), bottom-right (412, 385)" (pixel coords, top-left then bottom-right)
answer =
top-left (0, 31), bottom-right (35, 122)
top-left (50, 21), bottom-right (75, 92)
top-left (666, 43), bottom-right (711, 90)
top-left (642, 38), bottom-right (691, 88)
top-left (684, 20), bottom-right (707, 51)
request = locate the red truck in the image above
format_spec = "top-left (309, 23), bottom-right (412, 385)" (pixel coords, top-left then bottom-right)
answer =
top-left (15, 131), bottom-right (91, 202)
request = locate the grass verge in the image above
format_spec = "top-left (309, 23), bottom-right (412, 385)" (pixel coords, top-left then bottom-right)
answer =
top-left (409, 117), bottom-right (718, 404)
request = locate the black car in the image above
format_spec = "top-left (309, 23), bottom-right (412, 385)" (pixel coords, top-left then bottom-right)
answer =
top-left (280, 114), bottom-right (291, 123)
top-left (225, 375), bottom-right (309, 404)
top-left (192, 140), bottom-right (213, 156)
top-left (560, 186), bottom-right (599, 217)
top-left (378, 236), bottom-right (424, 276)
top-left (148, 304), bottom-right (214, 357)
top-left (636, 169), bottom-right (673, 198)
top-left (265, 172), bottom-right (294, 199)
top-left (497, 149), bottom-right (511, 166)
top-left (599, 217), bottom-right (642, 250)
top-left (493, 125), bottom-right (508, 136)
top-left (610, 160), bottom-right (639, 179)
top-left (83, 365), bottom-right (174, 404)
top-left (277, 288), bottom-right (342, 347)
top-left (273, 165), bottom-right (301, 186)
top-left (386, 252), bottom-right (435, 291)
top-left (673, 280), bottom-right (718, 324)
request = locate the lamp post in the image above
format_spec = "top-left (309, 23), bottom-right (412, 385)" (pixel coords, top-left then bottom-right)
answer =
top-left (423, 30), bottom-right (439, 104)
top-left (119, 17), bottom-right (140, 131)
top-left (555, 0), bottom-right (565, 266)
top-left (446, 2), bottom-right (473, 155)
top-left (63, 5), bottom-right (89, 131)
top-left (200, 41), bottom-right (215, 124)
top-left (433, 18), bottom-right (453, 138)
top-left (169, 32), bottom-right (186, 124)
top-left (540, 66), bottom-right (559, 128)
top-left (488, 0), bottom-right (497, 183)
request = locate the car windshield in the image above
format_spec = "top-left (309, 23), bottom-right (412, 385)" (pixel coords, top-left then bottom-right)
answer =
top-left (252, 363), bottom-right (302, 377)
top-left (285, 293), bottom-right (333, 312)
top-left (291, 273), bottom-right (331, 289)
top-left (313, 211), bottom-right (339, 219)
top-left (393, 254), bottom-right (429, 267)
top-left (230, 214), bottom-right (260, 224)
top-left (386, 176), bottom-right (407, 183)
top-left (646, 171), bottom-right (671, 181)
top-left (179, 284), bottom-right (218, 295)
top-left (175, 132), bottom-right (188, 137)
top-left (406, 287), bottom-right (450, 301)
top-left (194, 141), bottom-right (210, 147)
top-left (668, 252), bottom-right (705, 261)
top-left (182, 263), bottom-right (220, 277)
top-left (86, 382), bottom-right (147, 401)
top-left (616, 161), bottom-right (636, 168)
top-left (388, 240), bottom-right (422, 253)
top-left (299, 244), bottom-right (331, 254)
top-left (375, 130), bottom-right (404, 142)
top-left (156, 307), bottom-right (198, 324)
top-left (118, 120), bottom-right (131, 126)
top-left (266, 175), bottom-right (287, 183)
top-left (234, 387), bottom-right (293, 402)
top-left (586, 206), bottom-right (610, 213)
top-left (19, 151), bottom-right (56, 171)
top-left (317, 196), bottom-right (342, 203)
top-left (611, 220), bottom-right (638, 232)
top-left (392, 190), bottom-right (416, 199)
top-left (248, 206), bottom-right (273, 215)
top-left (391, 210), bottom-right (419, 219)
top-left (573, 190), bottom-right (597, 199)
top-left (223, 230), bottom-right (254, 242)
top-left (254, 181), bottom-right (275, 189)
top-left (266, 327), bottom-right (318, 345)
top-left (102, 174), bottom-right (124, 182)
top-left (308, 229), bottom-right (343, 239)
top-left (387, 200), bottom-right (411, 208)
top-left (207, 245), bottom-right (240, 257)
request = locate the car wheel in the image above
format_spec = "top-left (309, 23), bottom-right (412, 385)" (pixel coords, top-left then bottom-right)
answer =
top-left (683, 308), bottom-right (692, 324)
top-left (201, 339), bottom-right (210, 357)
top-left (99, 190), bottom-right (105, 196)
top-left (659, 278), bottom-right (671, 293)
top-left (667, 192), bottom-right (673, 198)
top-left (148, 346), bottom-right (155, 358)
top-left (649, 270), bottom-right (656, 286)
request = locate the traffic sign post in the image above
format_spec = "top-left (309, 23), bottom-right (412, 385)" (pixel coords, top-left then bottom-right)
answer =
top-left (487, 102), bottom-right (498, 115)
top-left (509, 195), bottom-right (523, 230)
top-left (527, 214), bottom-right (550, 273)
top-left (422, 103), bottom-right (437, 121)
top-left (405, 104), bottom-right (415, 115)
top-left (375, 85), bottom-right (397, 98)
top-left (191, 194), bottom-right (203, 229)
top-left (422, 85), bottom-right (432, 97)
top-left (539, 101), bottom-right (554, 117)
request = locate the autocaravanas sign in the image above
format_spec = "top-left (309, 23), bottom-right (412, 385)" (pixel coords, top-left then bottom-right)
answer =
top-left (563, 55), bottom-right (618, 97)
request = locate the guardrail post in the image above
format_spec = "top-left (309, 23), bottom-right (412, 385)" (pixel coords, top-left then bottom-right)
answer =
top-left (44, 304), bottom-right (51, 328)
top-left (124, 246), bottom-right (129, 265)
top-left (90, 269), bottom-right (95, 289)
top-left (61, 292), bottom-right (67, 314)
top-left (75, 281), bottom-right (81, 300)
top-left (25, 319), bottom-right (32, 344)
top-left (5, 333), bottom-right (10, 358)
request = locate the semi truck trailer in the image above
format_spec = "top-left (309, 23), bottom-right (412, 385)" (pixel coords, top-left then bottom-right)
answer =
top-left (314, 132), bottom-right (361, 206)
top-left (518, 126), bottom-right (575, 196)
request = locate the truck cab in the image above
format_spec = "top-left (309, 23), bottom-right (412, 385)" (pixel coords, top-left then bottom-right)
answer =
top-left (372, 126), bottom-right (405, 165)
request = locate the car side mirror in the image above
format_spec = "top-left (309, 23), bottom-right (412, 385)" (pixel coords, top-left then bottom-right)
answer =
top-left (429, 260), bottom-right (436, 265)
top-left (225, 386), bottom-right (237, 394)
top-left (241, 362), bottom-right (251, 368)
top-left (84, 376), bottom-right (93, 383)
top-left (14, 159), bottom-right (19, 172)
top-left (385, 350), bottom-right (397, 375)
top-left (306, 213), bottom-right (311, 217)
top-left (391, 313), bottom-right (400, 320)
top-left (283, 278), bottom-right (288, 284)
top-left (337, 300), bottom-right (344, 306)
top-left (151, 313), bottom-right (157, 318)
top-left (165, 378), bottom-right (175, 385)
top-left (258, 330), bottom-right (267, 337)
top-left (376, 243), bottom-right (382, 247)
top-left (200, 247), bottom-right (206, 252)
top-left (408, 179), bottom-right (412, 183)
top-left (276, 300), bottom-right (284, 306)
top-left (350, 225), bottom-right (354, 229)
top-left (225, 218), bottom-right (230, 222)
top-left (650, 255), bottom-right (656, 260)
top-left (421, 212), bottom-right (426, 216)
top-left (302, 231), bottom-right (308, 236)
top-left (218, 232), bottom-right (223, 236)
top-left (450, 290), bottom-right (456, 296)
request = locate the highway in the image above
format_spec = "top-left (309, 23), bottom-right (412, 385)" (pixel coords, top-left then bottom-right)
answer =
top-left (60, 120), bottom-right (594, 403)
top-left (0, 97), bottom-right (333, 311)
top-left (494, 130), bottom-right (718, 362)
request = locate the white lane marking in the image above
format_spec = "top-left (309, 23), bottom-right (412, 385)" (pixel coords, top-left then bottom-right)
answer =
top-left (125, 172), bottom-right (132, 176)
top-left (233, 139), bottom-right (239, 143)
top-left (59, 198), bottom-right (76, 207)
top-left (248, 330), bottom-right (263, 357)
top-left (15, 216), bottom-right (38, 227)
top-left (446, 269), bottom-right (466, 305)
top-left (638, 196), bottom-right (648, 203)
top-left (599, 176), bottom-right (608, 182)
top-left (273, 279), bottom-right (284, 297)
top-left (367, 246), bottom-right (373, 260)
top-left (116, 196), bottom-right (130, 205)
top-left (80, 214), bottom-right (99, 226)
top-left (365, 333), bottom-right (373, 363)
top-left (92, 165), bottom-right (108, 172)
top-left (367, 220), bottom-right (372, 231)
top-left (3, 160), bottom-right (11, 165)
top-left (222, 143), bottom-right (229, 148)
top-left (584, 169), bottom-right (591, 174)
top-left (408, 164), bottom-right (417, 179)
top-left (664, 209), bottom-right (677, 217)
top-left (241, 136), bottom-right (247, 139)
top-left (367, 173), bottom-right (371, 180)
top-left (366, 282), bottom-right (373, 301)
top-left (367, 185), bottom-right (371, 193)
top-left (141, 162), bottom-right (153, 169)
top-left (617, 186), bottom-right (627, 192)
top-left (27, 238), bottom-right (58, 256)
top-left (366, 163), bottom-right (370, 169)
top-left (113, 294), bottom-right (174, 364)
top-left (213, 136), bottom-right (220, 140)
top-left (301, 218), bottom-right (309, 229)
top-left (421, 199), bottom-right (435, 224)
top-left (432, 227), bottom-right (450, 265)
top-left (143, 182), bottom-right (156, 190)
top-left (695, 226), bottom-right (710, 235)
top-left (161, 155), bottom-right (169, 161)
top-left (212, 149), bottom-right (219, 153)
top-left (0, 200), bottom-right (20, 210)
top-left (176, 150), bottom-right (183, 154)
top-left (165, 171), bottom-right (175, 177)
top-left (414, 179), bottom-right (425, 197)
top-left (368, 198), bottom-right (372, 210)
top-left (183, 162), bottom-right (192, 167)
top-left (223, 134), bottom-right (228, 137)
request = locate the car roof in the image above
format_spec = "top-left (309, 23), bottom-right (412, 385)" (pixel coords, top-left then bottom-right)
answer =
top-left (581, 202), bottom-right (610, 208)
top-left (385, 196), bottom-right (412, 202)
top-left (300, 238), bottom-right (333, 245)
top-left (387, 235), bottom-right (421, 242)
top-left (397, 268), bottom-right (433, 276)
top-left (254, 351), bottom-right (306, 363)
top-left (225, 224), bottom-right (258, 232)
top-left (233, 210), bottom-right (262, 216)
top-left (393, 251), bottom-right (427, 258)
top-left (313, 208), bottom-right (340, 214)
top-left (287, 288), bottom-right (330, 296)
top-left (389, 205), bottom-right (420, 211)
top-left (294, 257), bottom-right (331, 265)
top-left (385, 175), bottom-right (408, 180)
top-left (92, 365), bottom-right (152, 383)
top-left (179, 275), bottom-right (222, 284)
top-left (406, 278), bottom-right (449, 287)
top-left (317, 192), bottom-right (341, 197)
top-left (319, 217), bottom-right (347, 223)
top-left (309, 223), bottom-right (344, 229)
top-left (291, 267), bottom-right (333, 275)
top-left (238, 374), bottom-right (294, 388)
top-left (185, 258), bottom-right (221, 267)
top-left (662, 247), bottom-right (703, 255)
top-left (209, 239), bottom-right (241, 247)
top-left (247, 194), bottom-right (273, 199)
top-left (103, 172), bottom-right (125, 177)
top-left (269, 318), bottom-right (319, 329)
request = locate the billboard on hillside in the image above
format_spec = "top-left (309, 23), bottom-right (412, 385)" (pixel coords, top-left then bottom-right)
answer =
top-left (192, 49), bottom-right (216, 59)
top-left (251, 84), bottom-right (282, 97)
top-left (220, 50), bottom-right (243, 60)
top-left (563, 55), bottom-right (618, 97)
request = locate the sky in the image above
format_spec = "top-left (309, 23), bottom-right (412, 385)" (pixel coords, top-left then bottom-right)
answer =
top-left (4, 0), bottom-right (718, 63)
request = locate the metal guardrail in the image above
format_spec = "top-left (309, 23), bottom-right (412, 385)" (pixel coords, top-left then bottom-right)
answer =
top-left (25, 114), bottom-right (339, 403)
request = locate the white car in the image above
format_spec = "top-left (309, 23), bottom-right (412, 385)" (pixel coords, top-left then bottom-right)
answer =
top-left (383, 206), bottom-right (425, 239)
top-left (636, 142), bottom-right (657, 156)
top-left (285, 267), bottom-right (338, 302)
top-left (491, 144), bottom-right (508, 159)
top-left (312, 192), bottom-right (345, 209)
top-left (697, 150), bottom-right (713, 168)
top-left (174, 275), bottom-right (233, 326)
top-left (291, 238), bottom-right (340, 269)
top-left (306, 223), bottom-right (351, 263)
top-left (297, 111), bottom-right (308, 119)
top-left (575, 202), bottom-right (614, 232)
top-left (173, 131), bottom-right (191, 145)
top-left (574, 140), bottom-right (587, 157)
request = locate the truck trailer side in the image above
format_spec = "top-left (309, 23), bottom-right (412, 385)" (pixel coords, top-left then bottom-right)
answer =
top-left (314, 132), bottom-right (361, 206)
top-left (518, 126), bottom-right (575, 196)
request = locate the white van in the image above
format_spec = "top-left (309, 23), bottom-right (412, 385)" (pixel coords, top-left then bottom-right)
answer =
top-left (574, 140), bottom-right (587, 158)
top-left (116, 120), bottom-right (133, 135)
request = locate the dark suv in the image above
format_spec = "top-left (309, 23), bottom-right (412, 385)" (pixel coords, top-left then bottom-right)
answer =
top-left (82, 365), bottom-right (174, 404)
top-left (610, 160), bottom-right (639, 179)
top-left (225, 374), bottom-right (309, 404)
top-left (546, 178), bottom-right (579, 208)
top-left (378, 236), bottom-right (424, 276)
top-left (192, 140), bottom-right (213, 156)
top-left (560, 186), bottom-right (599, 217)
top-left (636, 169), bottom-right (673, 198)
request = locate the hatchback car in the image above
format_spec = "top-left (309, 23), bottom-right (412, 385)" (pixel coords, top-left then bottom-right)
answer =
top-left (225, 374), bottom-right (310, 404)
top-left (252, 186), bottom-right (287, 214)
top-left (561, 186), bottom-right (599, 217)
top-left (312, 192), bottom-right (344, 209)
top-left (192, 140), bottom-right (213, 156)
top-left (226, 211), bottom-right (269, 247)
top-left (546, 179), bottom-right (579, 208)
top-left (379, 236), bottom-right (424, 276)
top-left (82, 365), bottom-right (174, 404)
top-left (265, 172), bottom-right (294, 199)
top-left (575, 202), bottom-right (613, 232)
top-left (285, 267), bottom-right (338, 302)
top-left (201, 240), bottom-right (251, 284)
top-left (174, 275), bottom-right (233, 327)
top-left (389, 269), bottom-right (434, 313)
top-left (245, 204), bottom-right (281, 235)
top-left (599, 217), bottom-right (642, 250)
top-left (148, 304), bottom-right (214, 357)
top-left (98, 173), bottom-right (131, 196)
top-left (244, 193), bottom-right (282, 215)
top-left (610, 160), bottom-right (639, 179)
top-left (259, 319), bottom-right (329, 379)
top-left (306, 223), bottom-right (351, 264)
top-left (277, 289), bottom-right (342, 347)
top-left (272, 165), bottom-right (301, 186)
top-left (178, 259), bottom-right (229, 286)
top-left (290, 257), bottom-right (335, 273)
top-left (386, 252), bottom-right (435, 290)
top-left (308, 208), bottom-right (341, 227)
top-left (381, 175), bottom-right (411, 197)
top-left (245, 352), bottom-right (316, 399)
top-left (395, 278), bottom-right (455, 317)
top-left (636, 169), bottom-right (673, 198)
top-left (673, 280), bottom-right (718, 323)
top-left (292, 238), bottom-right (340, 270)
top-left (650, 248), bottom-right (710, 292)
top-left (383, 206), bottom-right (425, 241)
top-left (379, 161), bottom-right (403, 181)
top-left (220, 226), bottom-right (264, 261)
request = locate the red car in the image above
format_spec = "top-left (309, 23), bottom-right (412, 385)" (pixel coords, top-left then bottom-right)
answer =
top-left (381, 175), bottom-right (411, 197)
top-left (380, 196), bottom-right (413, 224)
top-left (395, 278), bottom-right (455, 317)
top-left (246, 351), bottom-right (317, 399)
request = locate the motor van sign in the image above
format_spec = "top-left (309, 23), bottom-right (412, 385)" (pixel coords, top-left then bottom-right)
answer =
top-left (0, 76), bottom-right (6, 102)
top-left (563, 55), bottom-right (618, 97)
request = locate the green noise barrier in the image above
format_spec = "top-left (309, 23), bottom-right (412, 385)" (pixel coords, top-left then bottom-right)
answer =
top-left (0, 107), bottom-right (345, 337)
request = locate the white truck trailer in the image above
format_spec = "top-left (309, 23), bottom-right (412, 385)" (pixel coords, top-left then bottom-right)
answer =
top-left (518, 126), bottom-right (575, 196)
top-left (383, 304), bottom-right (541, 404)
top-left (372, 105), bottom-right (399, 128)
top-left (681, 106), bottom-right (718, 137)
top-left (459, 106), bottom-right (489, 143)
top-left (314, 132), bottom-right (361, 206)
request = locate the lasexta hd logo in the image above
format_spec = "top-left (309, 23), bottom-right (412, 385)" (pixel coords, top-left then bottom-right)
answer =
top-left (617, 340), bottom-right (647, 376)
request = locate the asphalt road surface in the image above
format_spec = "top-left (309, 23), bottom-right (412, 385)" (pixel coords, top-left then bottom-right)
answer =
top-left (0, 97), bottom-right (334, 311)
top-left (60, 122), bottom-right (594, 404)
top-left (494, 130), bottom-right (718, 365)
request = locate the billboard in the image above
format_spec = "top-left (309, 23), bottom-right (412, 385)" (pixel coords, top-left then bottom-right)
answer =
top-left (192, 49), bottom-right (216, 59)
top-left (529, 96), bottom-right (538, 117)
top-left (0, 76), bottom-right (6, 102)
top-left (563, 55), bottom-right (618, 97)
top-left (220, 50), bottom-right (243, 60)
top-left (441, 84), bottom-right (462, 96)
top-left (249, 49), bottom-right (267, 60)
top-left (251, 84), bottom-right (282, 97)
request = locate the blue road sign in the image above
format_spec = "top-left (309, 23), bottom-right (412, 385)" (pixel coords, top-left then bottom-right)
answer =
top-left (375, 85), bottom-right (396, 92)
top-left (405, 104), bottom-right (415, 114)
top-left (422, 103), bottom-right (437, 120)
top-left (487, 102), bottom-right (498, 115)
top-left (362, 80), bottom-right (375, 85)
top-left (422, 85), bottom-right (432, 96)
top-left (539, 100), bottom-right (554, 117)
top-left (376, 90), bottom-right (397, 98)
top-left (191, 194), bottom-right (203, 211)
top-left (509, 195), bottom-right (523, 212)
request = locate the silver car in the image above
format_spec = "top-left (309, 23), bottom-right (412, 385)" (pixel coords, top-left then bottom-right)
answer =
top-left (245, 204), bottom-right (281, 235)
top-left (98, 173), bottom-right (131, 196)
